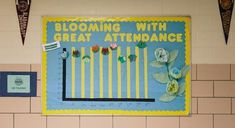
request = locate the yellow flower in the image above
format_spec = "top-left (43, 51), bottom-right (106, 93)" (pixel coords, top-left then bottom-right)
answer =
top-left (166, 80), bottom-right (179, 95)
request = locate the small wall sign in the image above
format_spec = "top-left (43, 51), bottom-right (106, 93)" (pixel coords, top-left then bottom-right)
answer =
top-left (0, 72), bottom-right (37, 97)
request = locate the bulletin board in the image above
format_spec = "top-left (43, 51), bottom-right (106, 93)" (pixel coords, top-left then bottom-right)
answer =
top-left (42, 17), bottom-right (191, 115)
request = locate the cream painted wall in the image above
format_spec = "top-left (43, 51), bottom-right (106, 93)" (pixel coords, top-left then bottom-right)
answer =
top-left (0, 0), bottom-right (234, 64)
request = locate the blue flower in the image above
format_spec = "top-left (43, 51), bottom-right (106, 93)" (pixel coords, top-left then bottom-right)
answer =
top-left (128, 54), bottom-right (137, 62)
top-left (166, 80), bottom-right (179, 95)
top-left (61, 51), bottom-right (69, 60)
top-left (154, 48), bottom-right (169, 63)
top-left (136, 41), bottom-right (147, 48)
top-left (170, 67), bottom-right (182, 79)
top-left (72, 49), bottom-right (80, 58)
top-left (118, 55), bottom-right (126, 63)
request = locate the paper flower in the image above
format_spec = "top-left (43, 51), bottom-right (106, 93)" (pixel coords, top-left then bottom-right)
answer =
top-left (154, 48), bottom-right (169, 63)
top-left (128, 54), bottom-right (137, 62)
top-left (110, 43), bottom-right (118, 50)
top-left (169, 67), bottom-right (182, 79)
top-left (136, 41), bottom-right (147, 48)
top-left (61, 51), bottom-right (69, 60)
top-left (101, 47), bottom-right (109, 55)
top-left (118, 55), bottom-right (126, 63)
top-left (92, 45), bottom-right (99, 53)
top-left (72, 49), bottom-right (80, 58)
top-left (166, 80), bottom-right (179, 95)
top-left (82, 55), bottom-right (91, 63)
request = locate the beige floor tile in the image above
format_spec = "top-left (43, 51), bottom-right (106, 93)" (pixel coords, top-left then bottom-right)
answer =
top-left (113, 116), bottom-right (145, 128)
top-left (31, 97), bottom-right (41, 113)
top-left (80, 116), bottom-right (112, 128)
top-left (232, 64), bottom-right (235, 80)
top-left (48, 116), bottom-right (79, 128)
top-left (198, 98), bottom-right (231, 114)
top-left (192, 81), bottom-right (213, 97)
top-left (214, 115), bottom-right (235, 128)
top-left (37, 81), bottom-right (41, 97)
top-left (0, 114), bottom-right (13, 128)
top-left (15, 114), bottom-right (46, 128)
top-left (0, 64), bottom-right (30, 71)
top-left (191, 98), bottom-right (197, 114)
top-left (197, 64), bottom-right (230, 80)
top-left (191, 64), bottom-right (197, 80)
top-left (147, 117), bottom-right (179, 128)
top-left (0, 97), bottom-right (30, 113)
top-left (214, 81), bottom-right (235, 97)
top-left (180, 115), bottom-right (213, 128)
top-left (232, 98), bottom-right (235, 114)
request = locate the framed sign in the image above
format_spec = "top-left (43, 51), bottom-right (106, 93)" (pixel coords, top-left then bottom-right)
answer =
top-left (0, 72), bottom-right (37, 97)
top-left (42, 17), bottom-right (191, 115)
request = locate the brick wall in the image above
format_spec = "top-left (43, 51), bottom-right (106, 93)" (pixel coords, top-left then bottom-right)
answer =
top-left (0, 64), bottom-right (235, 128)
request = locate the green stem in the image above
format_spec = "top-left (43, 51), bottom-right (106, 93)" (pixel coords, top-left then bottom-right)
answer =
top-left (166, 63), bottom-right (172, 81)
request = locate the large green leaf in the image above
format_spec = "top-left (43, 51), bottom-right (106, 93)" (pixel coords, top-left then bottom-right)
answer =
top-left (159, 93), bottom-right (176, 102)
top-left (150, 60), bottom-right (164, 68)
top-left (178, 82), bottom-right (185, 96)
top-left (168, 60), bottom-right (175, 69)
top-left (168, 50), bottom-right (178, 63)
top-left (181, 65), bottom-right (190, 77)
top-left (153, 72), bottom-right (170, 84)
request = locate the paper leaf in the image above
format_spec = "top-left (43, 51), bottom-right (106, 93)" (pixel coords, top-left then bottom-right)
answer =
top-left (168, 60), bottom-right (175, 69)
top-left (181, 65), bottom-right (190, 77)
top-left (178, 82), bottom-right (185, 96)
top-left (153, 72), bottom-right (170, 84)
top-left (168, 50), bottom-right (178, 63)
top-left (150, 60), bottom-right (164, 68)
top-left (159, 93), bottom-right (176, 102)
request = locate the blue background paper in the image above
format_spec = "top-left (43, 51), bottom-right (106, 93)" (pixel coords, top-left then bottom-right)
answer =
top-left (45, 21), bottom-right (186, 111)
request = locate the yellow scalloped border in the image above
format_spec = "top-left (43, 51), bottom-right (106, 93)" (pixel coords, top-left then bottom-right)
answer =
top-left (42, 17), bottom-right (191, 115)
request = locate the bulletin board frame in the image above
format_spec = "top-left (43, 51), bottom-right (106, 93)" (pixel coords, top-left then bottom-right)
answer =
top-left (42, 17), bottom-right (191, 115)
